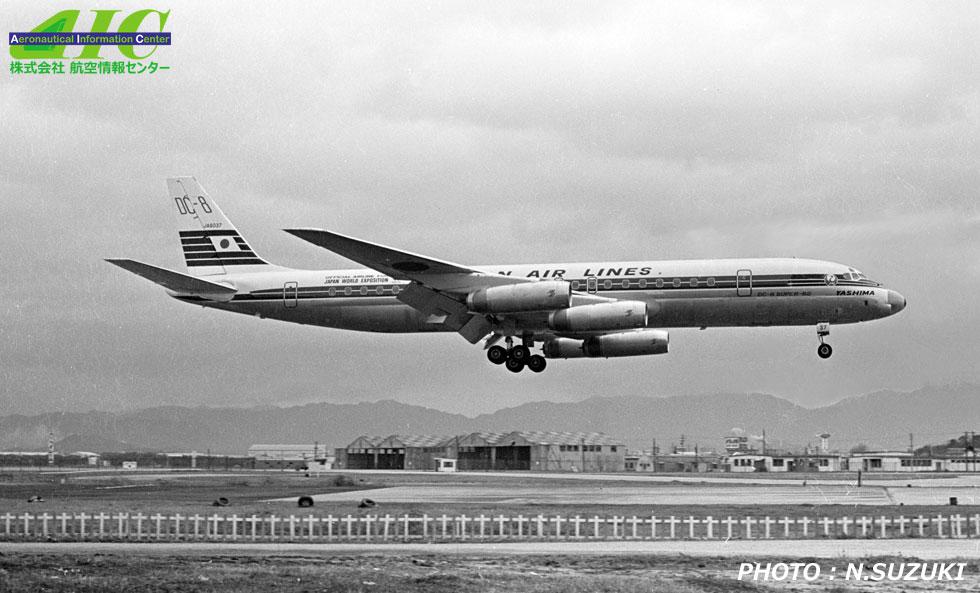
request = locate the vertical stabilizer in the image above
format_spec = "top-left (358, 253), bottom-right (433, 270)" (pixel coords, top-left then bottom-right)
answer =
top-left (168, 177), bottom-right (271, 276)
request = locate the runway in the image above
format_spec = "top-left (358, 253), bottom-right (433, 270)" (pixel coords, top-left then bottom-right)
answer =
top-left (279, 472), bottom-right (980, 506)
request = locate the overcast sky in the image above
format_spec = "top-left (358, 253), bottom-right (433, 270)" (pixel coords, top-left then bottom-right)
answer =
top-left (2, 1), bottom-right (978, 417)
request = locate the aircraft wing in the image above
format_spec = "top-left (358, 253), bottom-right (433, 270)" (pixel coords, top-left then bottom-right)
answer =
top-left (285, 228), bottom-right (539, 343)
top-left (105, 258), bottom-right (237, 302)
top-left (284, 228), bottom-right (530, 292)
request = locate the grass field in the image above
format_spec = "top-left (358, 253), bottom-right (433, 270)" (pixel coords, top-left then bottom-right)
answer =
top-left (2, 470), bottom-right (979, 592)
top-left (1, 469), bottom-right (975, 521)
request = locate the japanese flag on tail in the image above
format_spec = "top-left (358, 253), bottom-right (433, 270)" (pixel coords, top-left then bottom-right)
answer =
top-left (210, 236), bottom-right (241, 252)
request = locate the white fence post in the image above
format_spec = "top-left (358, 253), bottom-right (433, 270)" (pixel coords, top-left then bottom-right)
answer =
top-left (380, 514), bottom-right (393, 540)
top-left (722, 516), bottom-right (736, 540)
top-left (703, 516), bottom-right (717, 539)
top-left (894, 515), bottom-right (908, 536)
top-left (914, 515), bottom-right (928, 537)
top-left (857, 516), bottom-right (872, 537)
top-left (189, 514), bottom-right (202, 539)
top-left (39, 512), bottom-right (52, 538)
top-left (799, 516), bottom-right (811, 537)
top-left (590, 516), bottom-right (601, 538)
top-left (627, 516), bottom-right (641, 539)
top-left (684, 516), bottom-right (697, 539)
top-left (779, 516), bottom-right (792, 538)
top-left (306, 515), bottom-right (318, 541)
top-left (400, 514), bottom-right (411, 541)
top-left (133, 512), bottom-right (147, 540)
top-left (761, 516), bottom-right (774, 539)
top-left (113, 513), bottom-right (128, 538)
top-left (151, 513), bottom-right (164, 539)
top-left (950, 514), bottom-right (964, 538)
top-left (57, 512), bottom-right (71, 538)
top-left (610, 516), bottom-right (622, 539)
top-left (228, 515), bottom-right (239, 541)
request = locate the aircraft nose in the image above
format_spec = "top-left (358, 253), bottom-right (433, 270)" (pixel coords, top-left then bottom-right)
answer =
top-left (887, 290), bottom-right (906, 314)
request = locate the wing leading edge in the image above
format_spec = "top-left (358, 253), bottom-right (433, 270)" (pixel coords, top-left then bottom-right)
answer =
top-left (285, 228), bottom-right (525, 343)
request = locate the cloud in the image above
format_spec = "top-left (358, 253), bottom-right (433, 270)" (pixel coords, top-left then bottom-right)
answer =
top-left (1, 1), bottom-right (977, 416)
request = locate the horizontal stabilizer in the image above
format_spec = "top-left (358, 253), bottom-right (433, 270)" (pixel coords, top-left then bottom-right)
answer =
top-left (105, 259), bottom-right (237, 302)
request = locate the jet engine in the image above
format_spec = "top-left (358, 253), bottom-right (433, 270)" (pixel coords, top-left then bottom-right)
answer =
top-left (548, 301), bottom-right (647, 332)
top-left (542, 329), bottom-right (669, 358)
top-left (467, 280), bottom-right (571, 313)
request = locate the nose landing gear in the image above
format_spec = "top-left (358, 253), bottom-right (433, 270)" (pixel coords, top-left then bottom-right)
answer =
top-left (816, 322), bottom-right (833, 359)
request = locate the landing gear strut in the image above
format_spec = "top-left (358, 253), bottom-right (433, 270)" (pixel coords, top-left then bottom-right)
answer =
top-left (816, 322), bottom-right (833, 359)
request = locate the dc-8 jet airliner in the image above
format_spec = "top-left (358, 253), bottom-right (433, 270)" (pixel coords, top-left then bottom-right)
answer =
top-left (108, 177), bottom-right (907, 373)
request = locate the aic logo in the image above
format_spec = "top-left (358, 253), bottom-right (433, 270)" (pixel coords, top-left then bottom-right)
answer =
top-left (9, 9), bottom-right (170, 60)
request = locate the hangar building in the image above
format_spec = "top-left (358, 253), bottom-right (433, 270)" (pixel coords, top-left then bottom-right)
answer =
top-left (335, 431), bottom-right (625, 472)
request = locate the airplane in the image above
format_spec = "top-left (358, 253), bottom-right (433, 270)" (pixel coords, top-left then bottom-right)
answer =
top-left (107, 177), bottom-right (907, 373)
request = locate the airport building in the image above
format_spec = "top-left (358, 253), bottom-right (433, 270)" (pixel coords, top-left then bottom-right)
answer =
top-left (247, 443), bottom-right (331, 470)
top-left (334, 431), bottom-right (626, 472)
top-left (624, 451), bottom-right (724, 473)
top-left (849, 451), bottom-right (937, 472)
top-left (726, 452), bottom-right (848, 472)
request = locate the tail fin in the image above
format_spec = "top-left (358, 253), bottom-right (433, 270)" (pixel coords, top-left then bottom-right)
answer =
top-left (168, 177), bottom-right (272, 276)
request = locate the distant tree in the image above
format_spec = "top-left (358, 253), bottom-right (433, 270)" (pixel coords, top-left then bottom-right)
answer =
top-left (849, 443), bottom-right (870, 454)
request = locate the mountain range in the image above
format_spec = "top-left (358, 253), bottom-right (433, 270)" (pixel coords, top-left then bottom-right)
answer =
top-left (1, 383), bottom-right (975, 455)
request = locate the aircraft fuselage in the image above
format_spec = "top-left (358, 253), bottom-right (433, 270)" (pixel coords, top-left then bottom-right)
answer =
top-left (175, 257), bottom-right (905, 336)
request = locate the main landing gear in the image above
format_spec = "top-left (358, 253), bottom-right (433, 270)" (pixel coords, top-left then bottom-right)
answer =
top-left (816, 322), bottom-right (833, 359)
top-left (487, 337), bottom-right (547, 373)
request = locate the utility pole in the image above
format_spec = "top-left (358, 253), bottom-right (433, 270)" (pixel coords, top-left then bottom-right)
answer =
top-left (762, 429), bottom-right (767, 456)
top-left (651, 438), bottom-right (657, 473)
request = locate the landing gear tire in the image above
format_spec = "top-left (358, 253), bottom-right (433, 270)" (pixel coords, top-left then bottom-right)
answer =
top-left (505, 358), bottom-right (525, 373)
top-left (817, 343), bottom-right (833, 359)
top-left (487, 345), bottom-right (508, 365)
top-left (510, 345), bottom-right (531, 361)
top-left (527, 355), bottom-right (547, 373)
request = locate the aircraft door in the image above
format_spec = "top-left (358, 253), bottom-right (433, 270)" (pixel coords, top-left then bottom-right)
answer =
top-left (736, 269), bottom-right (752, 297)
top-left (586, 276), bottom-right (598, 294)
top-left (283, 281), bottom-right (298, 308)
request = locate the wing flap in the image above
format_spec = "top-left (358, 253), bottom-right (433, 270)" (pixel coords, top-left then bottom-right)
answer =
top-left (106, 259), bottom-right (237, 302)
top-left (397, 282), bottom-right (492, 344)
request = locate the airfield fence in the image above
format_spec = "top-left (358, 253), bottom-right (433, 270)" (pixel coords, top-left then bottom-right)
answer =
top-left (3, 511), bottom-right (980, 542)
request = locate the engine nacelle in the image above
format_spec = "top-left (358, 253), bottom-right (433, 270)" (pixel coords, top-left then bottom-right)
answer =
top-left (543, 329), bottom-right (669, 359)
top-left (467, 280), bottom-right (571, 313)
top-left (548, 301), bottom-right (648, 332)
